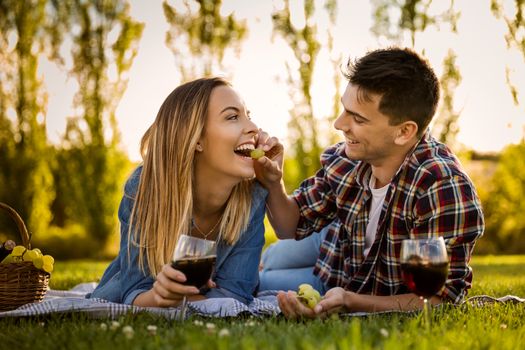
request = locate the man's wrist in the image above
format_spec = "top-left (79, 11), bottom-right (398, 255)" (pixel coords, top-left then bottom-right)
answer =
top-left (342, 290), bottom-right (356, 313)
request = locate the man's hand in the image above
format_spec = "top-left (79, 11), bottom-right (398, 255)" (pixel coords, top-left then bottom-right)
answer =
top-left (312, 287), bottom-right (347, 316)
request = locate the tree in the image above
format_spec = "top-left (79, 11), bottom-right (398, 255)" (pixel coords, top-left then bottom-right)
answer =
top-left (371, 0), bottom-right (459, 47)
top-left (51, 0), bottom-right (143, 249)
top-left (163, 0), bottom-right (248, 82)
top-left (272, 0), bottom-right (324, 189)
top-left (481, 142), bottom-right (525, 253)
top-left (432, 50), bottom-right (462, 149)
top-left (325, 0), bottom-right (343, 146)
top-left (371, 0), bottom-right (463, 149)
top-left (0, 0), bottom-right (55, 238)
top-left (491, 0), bottom-right (525, 105)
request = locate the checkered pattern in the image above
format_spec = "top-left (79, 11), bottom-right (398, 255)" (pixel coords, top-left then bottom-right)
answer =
top-left (0, 284), bottom-right (281, 320)
top-left (293, 133), bottom-right (484, 304)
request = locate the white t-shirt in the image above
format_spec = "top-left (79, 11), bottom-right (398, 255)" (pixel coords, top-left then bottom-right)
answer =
top-left (363, 176), bottom-right (389, 257)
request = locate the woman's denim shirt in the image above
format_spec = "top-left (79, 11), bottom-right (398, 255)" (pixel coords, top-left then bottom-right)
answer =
top-left (88, 166), bottom-right (268, 305)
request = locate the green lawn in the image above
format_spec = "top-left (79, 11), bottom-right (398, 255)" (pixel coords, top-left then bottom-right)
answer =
top-left (1, 255), bottom-right (524, 350)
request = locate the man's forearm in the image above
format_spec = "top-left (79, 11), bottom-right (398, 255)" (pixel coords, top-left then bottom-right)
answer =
top-left (343, 292), bottom-right (442, 313)
top-left (266, 181), bottom-right (301, 239)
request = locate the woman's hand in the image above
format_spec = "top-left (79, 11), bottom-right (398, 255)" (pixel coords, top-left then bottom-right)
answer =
top-left (133, 263), bottom-right (203, 307)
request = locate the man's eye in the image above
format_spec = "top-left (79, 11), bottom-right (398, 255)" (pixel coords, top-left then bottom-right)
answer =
top-left (353, 116), bottom-right (364, 124)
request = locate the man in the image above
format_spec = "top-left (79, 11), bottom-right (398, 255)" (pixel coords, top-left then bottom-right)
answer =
top-left (255, 47), bottom-right (484, 318)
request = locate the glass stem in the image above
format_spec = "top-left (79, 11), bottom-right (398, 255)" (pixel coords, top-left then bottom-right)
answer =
top-left (422, 297), bottom-right (430, 330)
top-left (179, 296), bottom-right (188, 321)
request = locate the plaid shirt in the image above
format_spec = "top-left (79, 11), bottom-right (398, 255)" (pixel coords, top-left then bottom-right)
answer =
top-left (292, 133), bottom-right (484, 304)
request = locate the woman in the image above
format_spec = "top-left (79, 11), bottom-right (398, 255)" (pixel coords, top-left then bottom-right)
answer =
top-left (89, 77), bottom-right (279, 307)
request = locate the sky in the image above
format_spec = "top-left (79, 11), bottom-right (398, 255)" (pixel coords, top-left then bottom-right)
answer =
top-left (42, 0), bottom-right (525, 162)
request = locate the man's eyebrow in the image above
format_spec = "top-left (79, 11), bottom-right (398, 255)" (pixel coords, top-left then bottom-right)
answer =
top-left (220, 106), bottom-right (240, 114)
top-left (340, 97), bottom-right (368, 120)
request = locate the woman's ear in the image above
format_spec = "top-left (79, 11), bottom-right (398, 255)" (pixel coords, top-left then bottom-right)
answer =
top-left (394, 121), bottom-right (418, 146)
top-left (196, 143), bottom-right (203, 152)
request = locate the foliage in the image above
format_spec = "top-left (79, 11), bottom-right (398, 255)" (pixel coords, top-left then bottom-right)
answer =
top-left (47, 0), bottom-right (143, 250)
top-left (479, 142), bottom-right (525, 254)
top-left (491, 0), bottom-right (525, 105)
top-left (0, 256), bottom-right (523, 349)
top-left (272, 0), bottom-right (325, 189)
top-left (0, 0), bottom-right (143, 255)
top-left (431, 49), bottom-right (462, 150)
top-left (0, 0), bottom-right (55, 238)
top-left (163, 0), bottom-right (248, 82)
top-left (371, 0), bottom-right (464, 149)
top-left (371, 0), bottom-right (459, 46)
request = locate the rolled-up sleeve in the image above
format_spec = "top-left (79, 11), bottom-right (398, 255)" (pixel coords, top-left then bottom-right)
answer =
top-left (412, 175), bottom-right (484, 303)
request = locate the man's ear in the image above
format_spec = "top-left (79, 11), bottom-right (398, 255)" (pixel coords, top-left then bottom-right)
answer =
top-left (394, 121), bottom-right (418, 146)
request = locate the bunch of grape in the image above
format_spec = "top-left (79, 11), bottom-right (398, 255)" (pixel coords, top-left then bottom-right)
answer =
top-left (297, 283), bottom-right (321, 309)
top-left (1, 245), bottom-right (54, 274)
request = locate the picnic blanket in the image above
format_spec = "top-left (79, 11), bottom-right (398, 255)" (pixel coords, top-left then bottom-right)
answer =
top-left (0, 283), bottom-right (281, 320)
top-left (0, 283), bottom-right (522, 320)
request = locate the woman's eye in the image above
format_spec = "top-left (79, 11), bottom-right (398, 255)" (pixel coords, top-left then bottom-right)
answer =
top-left (227, 115), bottom-right (239, 120)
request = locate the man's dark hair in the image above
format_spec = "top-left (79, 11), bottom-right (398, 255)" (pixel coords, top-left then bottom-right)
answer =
top-left (344, 47), bottom-right (440, 136)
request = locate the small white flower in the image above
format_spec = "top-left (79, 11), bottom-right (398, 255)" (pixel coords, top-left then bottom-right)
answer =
top-left (110, 321), bottom-right (121, 331)
top-left (246, 321), bottom-right (256, 327)
top-left (194, 320), bottom-right (204, 326)
top-left (146, 325), bottom-right (157, 335)
top-left (379, 328), bottom-right (389, 337)
top-left (218, 328), bottom-right (230, 337)
top-left (100, 323), bottom-right (108, 331)
top-left (122, 325), bottom-right (134, 339)
top-left (206, 322), bottom-right (216, 330)
top-left (500, 323), bottom-right (508, 329)
top-left (39, 322), bottom-right (45, 327)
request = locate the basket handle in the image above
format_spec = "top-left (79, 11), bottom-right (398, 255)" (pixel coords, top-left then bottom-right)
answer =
top-left (0, 202), bottom-right (31, 249)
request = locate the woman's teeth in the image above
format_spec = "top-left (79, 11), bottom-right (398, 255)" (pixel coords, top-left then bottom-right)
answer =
top-left (234, 144), bottom-right (255, 157)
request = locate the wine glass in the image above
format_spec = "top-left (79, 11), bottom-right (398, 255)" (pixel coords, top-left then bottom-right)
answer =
top-left (171, 234), bottom-right (217, 321)
top-left (400, 236), bottom-right (449, 327)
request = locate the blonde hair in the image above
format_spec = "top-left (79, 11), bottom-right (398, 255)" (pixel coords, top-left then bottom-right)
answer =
top-left (129, 77), bottom-right (253, 277)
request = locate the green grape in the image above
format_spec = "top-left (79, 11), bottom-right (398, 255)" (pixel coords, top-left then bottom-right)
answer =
top-left (297, 283), bottom-right (321, 309)
top-left (11, 245), bottom-right (26, 257)
top-left (1, 254), bottom-right (14, 264)
top-left (250, 149), bottom-right (265, 159)
top-left (40, 254), bottom-right (54, 273)
top-left (33, 256), bottom-right (44, 269)
top-left (42, 254), bottom-right (54, 265)
top-left (306, 296), bottom-right (319, 309)
top-left (23, 249), bottom-right (39, 262)
top-left (298, 283), bottom-right (314, 294)
top-left (42, 263), bottom-right (53, 273)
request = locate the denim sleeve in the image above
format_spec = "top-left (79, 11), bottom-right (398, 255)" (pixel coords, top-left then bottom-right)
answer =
top-left (90, 167), bottom-right (154, 305)
top-left (206, 191), bottom-right (266, 304)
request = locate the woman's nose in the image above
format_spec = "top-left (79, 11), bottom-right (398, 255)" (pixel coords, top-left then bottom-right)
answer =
top-left (245, 118), bottom-right (258, 134)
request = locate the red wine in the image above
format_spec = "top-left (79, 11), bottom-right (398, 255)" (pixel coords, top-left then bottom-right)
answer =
top-left (171, 255), bottom-right (216, 288)
top-left (401, 257), bottom-right (449, 298)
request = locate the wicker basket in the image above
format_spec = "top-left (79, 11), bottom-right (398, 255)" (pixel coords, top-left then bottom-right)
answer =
top-left (0, 202), bottom-right (50, 312)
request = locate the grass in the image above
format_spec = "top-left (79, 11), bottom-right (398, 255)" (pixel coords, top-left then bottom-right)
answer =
top-left (1, 255), bottom-right (524, 349)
